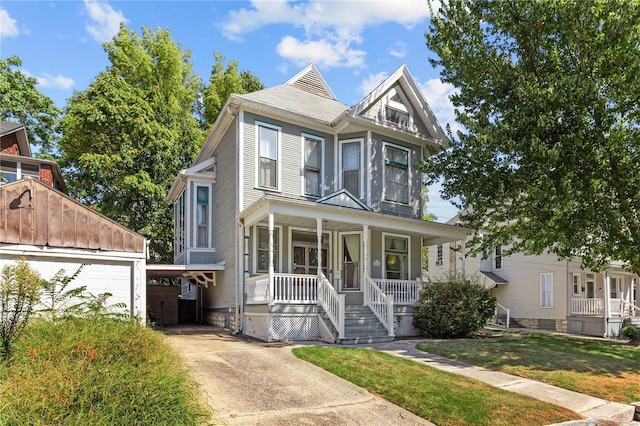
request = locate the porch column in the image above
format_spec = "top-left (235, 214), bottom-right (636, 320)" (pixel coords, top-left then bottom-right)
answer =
top-left (362, 224), bottom-right (369, 306)
top-left (316, 218), bottom-right (323, 278)
top-left (268, 213), bottom-right (275, 305)
top-left (461, 238), bottom-right (466, 277)
top-left (603, 270), bottom-right (610, 336)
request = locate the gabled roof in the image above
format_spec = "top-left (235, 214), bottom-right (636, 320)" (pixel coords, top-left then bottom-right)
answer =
top-left (284, 63), bottom-right (337, 100)
top-left (317, 189), bottom-right (371, 211)
top-left (1, 121), bottom-right (32, 157)
top-left (348, 64), bottom-right (449, 145)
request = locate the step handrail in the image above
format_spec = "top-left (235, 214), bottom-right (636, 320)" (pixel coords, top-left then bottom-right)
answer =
top-left (317, 272), bottom-right (345, 338)
top-left (364, 275), bottom-right (394, 337)
top-left (620, 299), bottom-right (640, 317)
top-left (494, 302), bottom-right (510, 328)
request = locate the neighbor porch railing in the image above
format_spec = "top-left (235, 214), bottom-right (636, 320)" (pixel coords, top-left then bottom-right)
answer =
top-left (364, 275), bottom-right (394, 337)
top-left (372, 278), bottom-right (424, 305)
top-left (493, 302), bottom-right (510, 328)
top-left (317, 272), bottom-right (344, 338)
top-left (620, 299), bottom-right (640, 317)
top-left (570, 298), bottom-right (636, 316)
top-left (245, 273), bottom-right (317, 304)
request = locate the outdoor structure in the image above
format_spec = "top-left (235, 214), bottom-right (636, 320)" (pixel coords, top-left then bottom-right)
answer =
top-left (167, 63), bottom-right (471, 343)
top-left (0, 121), bottom-right (147, 323)
top-left (428, 216), bottom-right (640, 338)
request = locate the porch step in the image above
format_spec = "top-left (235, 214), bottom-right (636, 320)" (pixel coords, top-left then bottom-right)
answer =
top-left (319, 304), bottom-right (394, 345)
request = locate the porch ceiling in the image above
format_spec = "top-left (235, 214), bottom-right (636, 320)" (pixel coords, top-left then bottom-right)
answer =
top-left (146, 263), bottom-right (225, 287)
top-left (239, 194), bottom-right (471, 245)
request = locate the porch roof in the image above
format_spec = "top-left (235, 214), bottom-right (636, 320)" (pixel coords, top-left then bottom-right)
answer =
top-left (239, 194), bottom-right (471, 246)
top-left (480, 271), bottom-right (508, 286)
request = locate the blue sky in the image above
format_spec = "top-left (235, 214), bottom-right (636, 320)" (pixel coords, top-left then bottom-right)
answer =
top-left (1, 0), bottom-right (459, 221)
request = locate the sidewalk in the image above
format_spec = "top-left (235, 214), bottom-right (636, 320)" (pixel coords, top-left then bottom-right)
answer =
top-left (360, 338), bottom-right (638, 425)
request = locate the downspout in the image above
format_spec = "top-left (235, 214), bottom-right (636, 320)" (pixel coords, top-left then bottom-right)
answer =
top-left (234, 108), bottom-right (243, 334)
top-left (603, 270), bottom-right (610, 337)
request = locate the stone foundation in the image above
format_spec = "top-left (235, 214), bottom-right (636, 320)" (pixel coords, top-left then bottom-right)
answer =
top-left (512, 318), bottom-right (568, 333)
top-left (203, 308), bottom-right (236, 330)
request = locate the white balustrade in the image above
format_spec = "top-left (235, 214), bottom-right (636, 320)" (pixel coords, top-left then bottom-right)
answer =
top-left (373, 278), bottom-right (424, 305)
top-left (570, 298), bottom-right (604, 315)
top-left (272, 274), bottom-right (317, 304)
top-left (364, 275), bottom-right (394, 337)
top-left (246, 274), bottom-right (270, 304)
top-left (317, 272), bottom-right (344, 338)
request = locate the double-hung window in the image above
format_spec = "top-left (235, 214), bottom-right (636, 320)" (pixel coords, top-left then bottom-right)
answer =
top-left (303, 134), bottom-right (322, 197)
top-left (341, 140), bottom-right (361, 197)
top-left (540, 273), bottom-right (553, 307)
top-left (435, 244), bottom-right (444, 266)
top-left (385, 235), bottom-right (409, 280)
top-left (256, 226), bottom-right (279, 273)
top-left (494, 246), bottom-right (503, 270)
top-left (174, 191), bottom-right (185, 253)
top-left (258, 123), bottom-right (279, 189)
top-left (384, 144), bottom-right (409, 204)
top-left (196, 186), bottom-right (209, 247)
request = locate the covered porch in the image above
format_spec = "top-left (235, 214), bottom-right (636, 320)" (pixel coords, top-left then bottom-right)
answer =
top-left (238, 194), bottom-right (471, 342)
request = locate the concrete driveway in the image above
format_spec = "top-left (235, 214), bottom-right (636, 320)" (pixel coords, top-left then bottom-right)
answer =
top-left (163, 325), bottom-right (433, 425)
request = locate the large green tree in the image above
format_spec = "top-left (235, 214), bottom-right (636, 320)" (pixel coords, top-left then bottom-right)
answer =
top-left (203, 52), bottom-right (264, 126)
top-left (0, 56), bottom-right (60, 156)
top-left (59, 26), bottom-right (204, 262)
top-left (421, 0), bottom-right (640, 273)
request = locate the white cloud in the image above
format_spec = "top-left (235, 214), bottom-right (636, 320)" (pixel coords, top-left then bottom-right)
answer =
top-left (419, 78), bottom-right (461, 135)
top-left (36, 74), bottom-right (75, 90)
top-left (0, 9), bottom-right (19, 39)
top-left (358, 71), bottom-right (388, 96)
top-left (388, 41), bottom-right (407, 58)
top-left (84, 0), bottom-right (126, 43)
top-left (221, 0), bottom-right (429, 69)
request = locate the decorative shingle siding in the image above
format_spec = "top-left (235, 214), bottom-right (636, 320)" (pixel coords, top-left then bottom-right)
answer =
top-left (1, 132), bottom-right (19, 155)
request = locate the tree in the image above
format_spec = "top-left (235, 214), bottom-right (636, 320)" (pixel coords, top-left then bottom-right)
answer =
top-left (421, 0), bottom-right (640, 274)
top-left (59, 25), bottom-right (205, 262)
top-left (0, 260), bottom-right (42, 361)
top-left (0, 56), bottom-right (61, 157)
top-left (203, 52), bottom-right (264, 126)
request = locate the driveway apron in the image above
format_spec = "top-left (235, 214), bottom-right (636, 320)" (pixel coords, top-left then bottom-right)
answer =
top-left (164, 325), bottom-right (433, 425)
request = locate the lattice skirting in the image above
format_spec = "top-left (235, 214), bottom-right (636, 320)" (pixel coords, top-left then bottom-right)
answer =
top-left (271, 314), bottom-right (319, 341)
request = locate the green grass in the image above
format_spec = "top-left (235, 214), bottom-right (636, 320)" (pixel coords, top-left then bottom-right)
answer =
top-left (293, 346), bottom-right (581, 426)
top-left (416, 332), bottom-right (640, 403)
top-left (0, 317), bottom-right (210, 425)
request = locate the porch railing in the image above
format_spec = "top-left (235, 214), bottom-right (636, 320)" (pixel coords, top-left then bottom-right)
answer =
top-left (494, 302), bottom-right (510, 328)
top-left (571, 298), bottom-right (604, 315)
top-left (620, 299), bottom-right (640, 317)
top-left (364, 275), bottom-right (394, 337)
top-left (317, 272), bottom-right (344, 338)
top-left (246, 274), bottom-right (270, 304)
top-left (272, 274), bottom-right (317, 304)
top-left (372, 279), bottom-right (424, 305)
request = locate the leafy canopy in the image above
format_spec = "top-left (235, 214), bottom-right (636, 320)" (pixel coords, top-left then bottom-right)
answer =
top-left (0, 56), bottom-right (61, 157)
top-left (59, 25), bottom-right (205, 262)
top-left (421, 0), bottom-right (640, 273)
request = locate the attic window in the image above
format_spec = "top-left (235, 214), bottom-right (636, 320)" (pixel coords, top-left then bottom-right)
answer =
top-left (385, 99), bottom-right (409, 128)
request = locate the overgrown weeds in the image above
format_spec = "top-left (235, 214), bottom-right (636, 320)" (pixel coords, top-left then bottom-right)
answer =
top-left (0, 317), bottom-right (210, 425)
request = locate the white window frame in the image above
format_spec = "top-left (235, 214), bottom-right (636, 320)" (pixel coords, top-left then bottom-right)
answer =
top-left (382, 233), bottom-right (411, 280)
top-left (382, 142), bottom-right (411, 205)
top-left (300, 133), bottom-right (324, 198)
top-left (435, 244), bottom-right (444, 266)
top-left (288, 227), bottom-right (331, 276)
top-left (338, 138), bottom-right (364, 198)
top-left (174, 190), bottom-right (186, 255)
top-left (195, 185), bottom-right (210, 247)
top-left (494, 245), bottom-right (503, 270)
top-left (540, 272), bottom-right (553, 308)
top-left (253, 224), bottom-right (282, 274)
top-left (255, 121), bottom-right (281, 191)
top-left (586, 273), bottom-right (596, 299)
top-left (572, 273), bottom-right (582, 296)
top-left (610, 276), bottom-right (623, 299)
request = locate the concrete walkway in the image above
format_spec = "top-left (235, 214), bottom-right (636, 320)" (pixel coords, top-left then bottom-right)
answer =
top-left (163, 326), bottom-right (433, 425)
top-left (362, 338), bottom-right (638, 426)
top-left (165, 325), bottom-right (638, 426)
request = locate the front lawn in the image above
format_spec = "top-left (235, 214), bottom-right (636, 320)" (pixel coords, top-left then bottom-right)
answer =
top-left (293, 346), bottom-right (580, 426)
top-left (417, 331), bottom-right (640, 403)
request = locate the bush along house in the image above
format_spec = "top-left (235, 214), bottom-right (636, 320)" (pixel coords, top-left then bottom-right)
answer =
top-left (167, 64), bottom-right (471, 343)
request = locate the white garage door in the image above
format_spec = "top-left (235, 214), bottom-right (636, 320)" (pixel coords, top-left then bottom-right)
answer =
top-left (0, 256), bottom-right (133, 316)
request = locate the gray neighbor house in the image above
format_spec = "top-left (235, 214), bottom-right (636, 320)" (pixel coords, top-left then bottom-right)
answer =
top-left (166, 64), bottom-right (470, 343)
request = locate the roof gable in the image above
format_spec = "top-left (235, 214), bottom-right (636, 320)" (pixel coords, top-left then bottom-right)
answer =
top-left (349, 65), bottom-right (449, 144)
top-left (1, 121), bottom-right (32, 157)
top-left (317, 189), bottom-right (371, 211)
top-left (285, 63), bottom-right (337, 101)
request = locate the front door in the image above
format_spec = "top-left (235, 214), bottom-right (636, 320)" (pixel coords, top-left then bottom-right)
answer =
top-left (586, 273), bottom-right (595, 299)
top-left (293, 245), bottom-right (327, 276)
top-left (341, 234), bottom-right (361, 291)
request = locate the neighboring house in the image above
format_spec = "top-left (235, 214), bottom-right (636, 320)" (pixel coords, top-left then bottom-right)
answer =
top-left (1, 121), bottom-right (65, 191)
top-left (429, 216), bottom-right (640, 338)
top-left (167, 64), bottom-right (471, 343)
top-left (0, 122), bottom-right (147, 323)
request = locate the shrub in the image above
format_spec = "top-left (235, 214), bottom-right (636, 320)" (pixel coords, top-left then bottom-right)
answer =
top-left (620, 325), bottom-right (639, 342)
top-left (413, 275), bottom-right (496, 338)
top-left (0, 260), bottom-right (42, 360)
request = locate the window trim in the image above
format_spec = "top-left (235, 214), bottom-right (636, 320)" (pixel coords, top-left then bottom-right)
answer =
top-left (255, 120), bottom-right (282, 191)
top-left (195, 185), bottom-right (210, 248)
top-left (253, 224), bottom-right (283, 274)
top-left (382, 233), bottom-right (411, 280)
top-left (288, 227), bottom-right (331, 275)
top-left (540, 272), bottom-right (553, 308)
top-left (610, 275), bottom-right (623, 299)
top-left (338, 138), bottom-right (364, 198)
top-left (382, 141), bottom-right (411, 205)
top-left (494, 245), bottom-right (503, 270)
top-left (572, 273), bottom-right (582, 296)
top-left (174, 190), bottom-right (186, 255)
top-left (300, 132), bottom-right (324, 198)
top-left (435, 244), bottom-right (444, 267)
